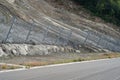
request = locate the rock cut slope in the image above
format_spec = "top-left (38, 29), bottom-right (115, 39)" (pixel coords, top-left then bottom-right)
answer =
top-left (0, 0), bottom-right (120, 54)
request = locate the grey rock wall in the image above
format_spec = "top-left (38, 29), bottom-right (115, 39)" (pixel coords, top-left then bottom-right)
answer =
top-left (0, 44), bottom-right (80, 57)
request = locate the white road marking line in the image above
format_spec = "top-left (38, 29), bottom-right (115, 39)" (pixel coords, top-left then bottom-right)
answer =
top-left (0, 58), bottom-right (118, 73)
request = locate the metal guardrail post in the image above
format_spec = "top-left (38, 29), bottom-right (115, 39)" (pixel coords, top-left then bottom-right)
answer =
top-left (3, 17), bottom-right (16, 43)
top-left (25, 26), bottom-right (33, 43)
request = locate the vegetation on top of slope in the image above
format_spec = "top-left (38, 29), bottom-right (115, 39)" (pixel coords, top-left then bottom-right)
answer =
top-left (73, 0), bottom-right (120, 26)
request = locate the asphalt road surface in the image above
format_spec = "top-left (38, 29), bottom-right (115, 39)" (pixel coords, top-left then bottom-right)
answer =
top-left (0, 58), bottom-right (120, 80)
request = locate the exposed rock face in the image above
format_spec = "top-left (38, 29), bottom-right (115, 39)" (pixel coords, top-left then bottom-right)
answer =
top-left (7, 0), bottom-right (15, 3)
top-left (0, 0), bottom-right (120, 56)
top-left (0, 44), bottom-right (80, 57)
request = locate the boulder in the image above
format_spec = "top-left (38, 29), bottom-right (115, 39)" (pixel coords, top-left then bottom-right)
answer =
top-left (0, 47), bottom-right (6, 57)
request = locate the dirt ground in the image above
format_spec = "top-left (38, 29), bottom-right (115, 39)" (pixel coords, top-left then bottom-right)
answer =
top-left (0, 52), bottom-right (120, 67)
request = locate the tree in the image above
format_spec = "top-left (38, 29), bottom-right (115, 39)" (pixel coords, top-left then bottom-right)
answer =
top-left (73, 0), bottom-right (120, 25)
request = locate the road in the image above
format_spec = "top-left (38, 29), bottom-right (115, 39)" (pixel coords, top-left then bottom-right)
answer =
top-left (0, 58), bottom-right (120, 80)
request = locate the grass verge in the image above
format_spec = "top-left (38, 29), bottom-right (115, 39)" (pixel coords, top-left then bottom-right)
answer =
top-left (21, 53), bottom-right (120, 68)
top-left (0, 64), bottom-right (22, 70)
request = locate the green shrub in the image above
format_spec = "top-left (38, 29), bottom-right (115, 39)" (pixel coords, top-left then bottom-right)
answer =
top-left (73, 0), bottom-right (120, 26)
top-left (73, 58), bottom-right (85, 62)
top-left (1, 65), bottom-right (7, 69)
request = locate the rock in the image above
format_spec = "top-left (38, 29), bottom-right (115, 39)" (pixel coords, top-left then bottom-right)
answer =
top-left (1, 44), bottom-right (11, 55)
top-left (59, 47), bottom-right (64, 52)
top-left (7, 0), bottom-right (15, 3)
top-left (0, 47), bottom-right (6, 57)
top-left (0, 44), bottom-right (79, 57)
top-left (17, 45), bottom-right (28, 55)
top-left (76, 50), bottom-right (81, 53)
top-left (11, 49), bottom-right (17, 55)
top-left (1, 44), bottom-right (28, 56)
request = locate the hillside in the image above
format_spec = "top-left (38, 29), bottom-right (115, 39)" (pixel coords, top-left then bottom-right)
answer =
top-left (0, 0), bottom-right (120, 56)
top-left (73, 0), bottom-right (120, 26)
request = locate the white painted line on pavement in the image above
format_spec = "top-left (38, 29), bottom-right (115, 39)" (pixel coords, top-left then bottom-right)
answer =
top-left (0, 58), bottom-right (118, 73)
